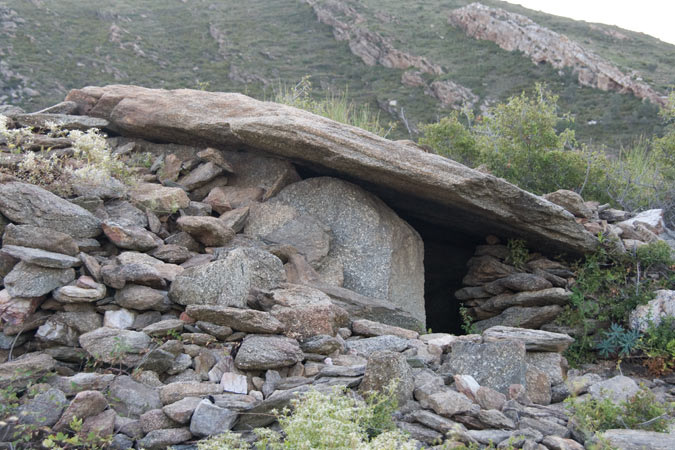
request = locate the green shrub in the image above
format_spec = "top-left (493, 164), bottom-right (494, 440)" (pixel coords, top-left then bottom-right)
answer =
top-left (272, 76), bottom-right (394, 138)
top-left (559, 240), bottom-right (674, 366)
top-left (419, 85), bottom-right (675, 226)
top-left (196, 384), bottom-right (412, 449)
top-left (565, 387), bottom-right (672, 436)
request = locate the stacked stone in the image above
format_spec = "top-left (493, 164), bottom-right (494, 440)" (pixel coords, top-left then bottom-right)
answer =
top-left (456, 243), bottom-right (574, 334)
top-left (543, 189), bottom-right (674, 252)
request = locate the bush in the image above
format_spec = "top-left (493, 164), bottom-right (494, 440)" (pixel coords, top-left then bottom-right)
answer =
top-left (196, 384), bottom-right (412, 449)
top-left (419, 85), bottom-right (675, 226)
top-left (565, 387), bottom-right (672, 436)
top-left (559, 240), bottom-right (674, 366)
top-left (0, 115), bottom-right (137, 193)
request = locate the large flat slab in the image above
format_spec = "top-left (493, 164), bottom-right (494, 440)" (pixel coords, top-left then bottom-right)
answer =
top-left (66, 85), bottom-right (597, 254)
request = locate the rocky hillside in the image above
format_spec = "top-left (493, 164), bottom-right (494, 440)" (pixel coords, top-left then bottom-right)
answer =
top-left (1, 0), bottom-right (673, 146)
top-left (1, 87), bottom-right (674, 449)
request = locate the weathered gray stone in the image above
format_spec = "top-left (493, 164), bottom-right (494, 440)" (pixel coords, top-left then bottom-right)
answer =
top-left (352, 319), bottom-right (419, 339)
top-left (2, 224), bottom-right (79, 256)
top-left (600, 429), bottom-right (675, 450)
top-left (544, 190), bottom-right (593, 218)
top-left (169, 247), bottom-right (284, 307)
top-left (473, 305), bottom-right (563, 332)
top-left (541, 436), bottom-right (585, 450)
top-left (102, 200), bottom-right (148, 228)
top-left (130, 183), bottom-right (191, 214)
top-left (525, 366), bottom-right (551, 405)
top-left (234, 334), bottom-right (304, 370)
top-left (426, 389), bottom-right (473, 418)
top-left (484, 273), bottom-right (553, 295)
top-left (79, 327), bottom-right (151, 366)
top-left (219, 206), bottom-right (250, 233)
top-left (102, 221), bottom-right (159, 251)
top-left (178, 162), bottom-right (224, 191)
top-left (4, 262), bottom-right (75, 298)
top-left (344, 335), bottom-right (408, 356)
top-left (481, 288), bottom-right (571, 312)
top-left (271, 177), bottom-right (425, 323)
top-left (360, 351), bottom-right (414, 404)
top-left (300, 335), bottom-right (344, 355)
top-left (115, 284), bottom-right (169, 311)
top-left (65, 86), bottom-right (596, 255)
top-left (483, 326), bottom-right (574, 352)
top-left (13, 112), bottom-right (108, 130)
top-left (0, 245), bottom-right (80, 269)
top-left (142, 319), bottom-right (184, 337)
top-left (410, 410), bottom-right (466, 434)
top-left (475, 386), bottom-right (507, 411)
top-left (36, 317), bottom-right (79, 346)
top-left (140, 409), bottom-right (179, 434)
top-left (53, 283), bottom-right (107, 303)
top-left (53, 390), bottom-right (108, 431)
top-left (526, 352), bottom-right (565, 386)
top-left (18, 388), bottom-right (67, 427)
top-left (0, 182), bottom-right (101, 238)
top-left (629, 289), bottom-right (675, 332)
top-left (137, 427), bottom-right (192, 450)
top-left (204, 186), bottom-right (263, 211)
top-left (49, 372), bottom-right (115, 396)
top-left (185, 305), bottom-right (283, 334)
top-left (588, 376), bottom-right (640, 403)
top-left (463, 256), bottom-right (516, 286)
top-left (177, 215), bottom-right (235, 247)
top-left (270, 284), bottom-right (349, 339)
top-left (162, 397), bottom-right (202, 424)
top-left (441, 340), bottom-right (527, 395)
top-left (189, 399), bottom-right (238, 437)
top-left (159, 382), bottom-right (223, 405)
top-left (108, 375), bottom-right (162, 418)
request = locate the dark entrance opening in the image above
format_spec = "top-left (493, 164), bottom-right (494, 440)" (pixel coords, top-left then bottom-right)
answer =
top-left (399, 215), bottom-right (479, 335)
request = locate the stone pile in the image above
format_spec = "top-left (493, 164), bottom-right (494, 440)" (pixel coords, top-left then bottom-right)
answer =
top-left (0, 99), bottom-right (673, 449)
top-left (457, 189), bottom-right (674, 333)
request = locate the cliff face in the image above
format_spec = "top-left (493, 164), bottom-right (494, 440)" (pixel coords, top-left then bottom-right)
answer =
top-left (449, 2), bottom-right (665, 106)
top-left (305, 0), bottom-right (477, 109)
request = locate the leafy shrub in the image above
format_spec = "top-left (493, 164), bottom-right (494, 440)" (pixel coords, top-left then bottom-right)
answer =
top-left (505, 238), bottom-right (529, 269)
top-left (565, 387), bottom-right (672, 436)
top-left (559, 240), bottom-right (674, 366)
top-left (419, 85), bottom-right (675, 226)
top-left (273, 76), bottom-right (395, 138)
top-left (196, 384), bottom-right (412, 449)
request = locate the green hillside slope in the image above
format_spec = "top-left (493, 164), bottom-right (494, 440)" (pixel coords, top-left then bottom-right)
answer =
top-left (1, 0), bottom-right (673, 146)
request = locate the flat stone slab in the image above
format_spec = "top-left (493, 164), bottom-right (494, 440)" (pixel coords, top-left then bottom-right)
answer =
top-left (600, 429), bottom-right (675, 450)
top-left (65, 85), bottom-right (598, 255)
top-left (482, 326), bottom-right (574, 352)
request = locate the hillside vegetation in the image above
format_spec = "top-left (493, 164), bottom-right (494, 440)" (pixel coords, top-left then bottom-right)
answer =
top-left (1, 0), bottom-right (674, 146)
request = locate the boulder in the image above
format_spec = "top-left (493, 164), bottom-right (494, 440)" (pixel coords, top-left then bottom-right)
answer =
top-left (114, 285), bottom-right (169, 311)
top-left (0, 182), bottom-right (101, 238)
top-left (102, 200), bottom-right (148, 228)
top-left (480, 287), bottom-right (571, 312)
top-left (441, 340), bottom-right (527, 395)
top-left (178, 162), bottom-right (224, 191)
top-left (18, 388), bottom-right (67, 427)
top-left (53, 283), bottom-right (107, 303)
top-left (270, 177), bottom-right (425, 323)
top-left (65, 85), bottom-right (596, 255)
top-left (136, 428), bottom-right (192, 450)
top-left (426, 389), bottom-right (473, 418)
top-left (234, 334), bottom-right (304, 370)
top-left (169, 247), bottom-right (284, 307)
top-left (162, 397), bottom-right (202, 424)
top-left (53, 390), bottom-right (108, 431)
top-left (351, 319), bottom-right (419, 340)
top-left (344, 335), bottom-right (408, 356)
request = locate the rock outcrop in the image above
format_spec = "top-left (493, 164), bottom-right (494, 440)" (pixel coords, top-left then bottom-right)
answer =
top-left (64, 84), bottom-right (597, 255)
top-left (449, 3), bottom-right (665, 105)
